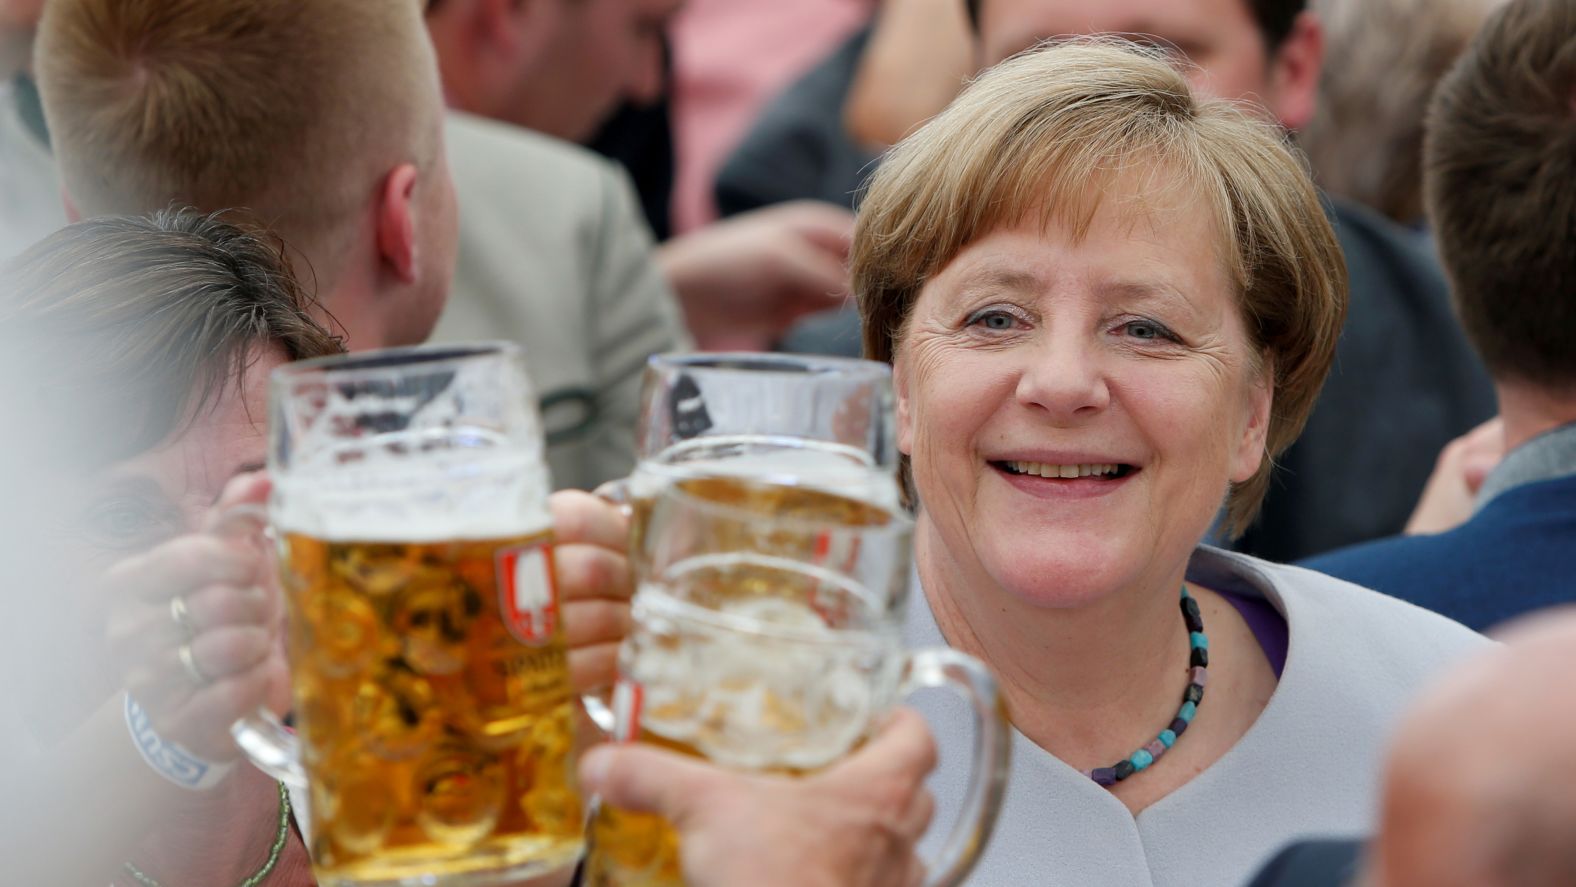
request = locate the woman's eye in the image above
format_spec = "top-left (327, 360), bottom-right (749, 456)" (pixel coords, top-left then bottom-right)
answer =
top-left (80, 499), bottom-right (176, 549)
top-left (968, 310), bottom-right (1019, 331)
top-left (1122, 320), bottom-right (1175, 342)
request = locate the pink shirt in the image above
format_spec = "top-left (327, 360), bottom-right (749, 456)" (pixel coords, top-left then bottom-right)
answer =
top-left (669, 0), bottom-right (873, 233)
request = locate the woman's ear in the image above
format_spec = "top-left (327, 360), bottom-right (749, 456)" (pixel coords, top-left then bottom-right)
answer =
top-left (1231, 352), bottom-right (1275, 484)
top-left (893, 346), bottom-right (914, 458)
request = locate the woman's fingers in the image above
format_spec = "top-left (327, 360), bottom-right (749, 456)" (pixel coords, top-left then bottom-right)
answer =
top-left (556, 543), bottom-right (635, 603)
top-left (569, 642), bottom-right (621, 695)
top-left (563, 597), bottom-right (634, 649)
top-left (106, 534), bottom-right (260, 604)
top-left (551, 489), bottom-right (630, 550)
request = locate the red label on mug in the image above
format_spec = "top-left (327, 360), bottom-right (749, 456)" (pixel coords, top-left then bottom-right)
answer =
top-left (497, 543), bottom-right (560, 646)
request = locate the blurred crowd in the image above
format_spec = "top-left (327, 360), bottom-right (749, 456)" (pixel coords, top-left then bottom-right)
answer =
top-left (1, 0), bottom-right (1574, 885)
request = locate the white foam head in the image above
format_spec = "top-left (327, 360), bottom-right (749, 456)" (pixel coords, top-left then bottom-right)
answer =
top-left (272, 428), bottom-right (552, 542)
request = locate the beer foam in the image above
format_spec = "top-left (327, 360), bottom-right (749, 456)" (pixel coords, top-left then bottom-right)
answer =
top-left (272, 429), bottom-right (552, 542)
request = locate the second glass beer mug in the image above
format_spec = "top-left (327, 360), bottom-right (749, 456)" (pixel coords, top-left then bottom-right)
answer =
top-left (584, 477), bottom-right (1009, 887)
top-left (233, 343), bottom-right (584, 886)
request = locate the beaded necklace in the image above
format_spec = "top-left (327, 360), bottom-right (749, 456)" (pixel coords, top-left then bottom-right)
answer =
top-left (1083, 586), bottom-right (1209, 787)
top-left (122, 780), bottom-right (292, 887)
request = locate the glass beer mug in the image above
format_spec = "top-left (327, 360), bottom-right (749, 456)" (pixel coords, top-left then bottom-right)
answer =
top-left (233, 344), bottom-right (584, 886)
top-left (585, 355), bottom-right (1009, 887)
top-left (612, 353), bottom-right (903, 567)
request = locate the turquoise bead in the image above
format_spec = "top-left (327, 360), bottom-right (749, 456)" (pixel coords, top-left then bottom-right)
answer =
top-left (1190, 632), bottom-right (1209, 650)
top-left (1179, 701), bottom-right (1197, 722)
top-left (1159, 729), bottom-right (1177, 748)
top-left (1130, 749), bottom-right (1154, 771)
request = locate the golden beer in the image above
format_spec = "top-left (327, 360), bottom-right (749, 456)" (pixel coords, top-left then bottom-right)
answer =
top-left (280, 529), bottom-right (583, 885)
top-left (585, 484), bottom-right (907, 887)
top-left (625, 437), bottom-right (900, 572)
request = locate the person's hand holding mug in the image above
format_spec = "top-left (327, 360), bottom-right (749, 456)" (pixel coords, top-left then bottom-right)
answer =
top-left (580, 708), bottom-right (939, 887)
top-left (99, 471), bottom-right (286, 766)
top-left (550, 489), bottom-right (636, 694)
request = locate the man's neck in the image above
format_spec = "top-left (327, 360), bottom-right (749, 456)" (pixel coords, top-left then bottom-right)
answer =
top-left (1496, 380), bottom-right (1576, 452)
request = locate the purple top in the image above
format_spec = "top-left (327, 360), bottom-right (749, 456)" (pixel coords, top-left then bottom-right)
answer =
top-left (1218, 589), bottom-right (1289, 678)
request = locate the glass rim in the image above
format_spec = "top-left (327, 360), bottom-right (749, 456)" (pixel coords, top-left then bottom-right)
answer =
top-left (645, 351), bottom-right (893, 382)
top-left (648, 469), bottom-right (915, 538)
top-left (271, 340), bottom-right (523, 381)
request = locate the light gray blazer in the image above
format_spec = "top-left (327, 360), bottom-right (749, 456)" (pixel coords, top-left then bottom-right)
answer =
top-left (432, 113), bottom-right (691, 492)
top-left (908, 547), bottom-right (1488, 887)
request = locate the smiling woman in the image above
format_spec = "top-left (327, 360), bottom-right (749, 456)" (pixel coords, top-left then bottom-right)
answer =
top-left (852, 39), bottom-right (1490, 886)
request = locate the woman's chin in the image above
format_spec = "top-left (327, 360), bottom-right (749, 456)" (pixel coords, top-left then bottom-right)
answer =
top-left (983, 545), bottom-right (1140, 611)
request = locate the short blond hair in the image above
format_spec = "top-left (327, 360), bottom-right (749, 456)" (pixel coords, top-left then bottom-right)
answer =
top-left (854, 40), bottom-right (1348, 536)
top-left (35, 0), bottom-right (442, 281)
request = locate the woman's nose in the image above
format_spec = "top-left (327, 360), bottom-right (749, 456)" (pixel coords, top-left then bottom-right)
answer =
top-left (1013, 335), bottom-right (1111, 419)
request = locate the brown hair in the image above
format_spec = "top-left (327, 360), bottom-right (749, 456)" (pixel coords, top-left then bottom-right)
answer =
top-left (1425, 0), bottom-right (1576, 388)
top-left (854, 39), bottom-right (1348, 535)
top-left (1302, 0), bottom-right (1505, 225)
top-left (34, 0), bottom-right (442, 282)
top-left (0, 208), bottom-right (342, 469)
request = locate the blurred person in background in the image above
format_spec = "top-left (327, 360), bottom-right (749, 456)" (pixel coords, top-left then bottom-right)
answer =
top-left (724, 0), bottom-right (1497, 564)
top-left (0, 211), bottom-right (338, 886)
top-left (0, 0), bottom-right (65, 262)
top-left (1302, 0), bottom-right (1576, 633)
top-left (425, 0), bottom-right (860, 357)
top-left (1300, 0), bottom-right (1507, 229)
top-left (668, 0), bottom-right (871, 234)
top-left (0, 210), bottom-right (942, 887)
top-left (32, 0), bottom-right (685, 493)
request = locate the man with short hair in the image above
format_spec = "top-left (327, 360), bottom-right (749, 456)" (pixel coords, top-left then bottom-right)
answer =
top-left (37, 0), bottom-right (457, 352)
top-left (1302, 0), bottom-right (1576, 632)
top-left (722, 0), bottom-right (1497, 561)
top-left (34, 0), bottom-right (686, 492)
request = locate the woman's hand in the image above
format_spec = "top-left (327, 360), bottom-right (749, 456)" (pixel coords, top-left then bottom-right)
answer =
top-left (98, 472), bottom-right (286, 763)
top-left (580, 708), bottom-right (939, 887)
top-left (550, 490), bottom-right (635, 693)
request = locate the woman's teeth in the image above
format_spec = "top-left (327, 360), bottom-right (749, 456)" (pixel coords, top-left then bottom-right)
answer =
top-left (1005, 461), bottom-right (1122, 478)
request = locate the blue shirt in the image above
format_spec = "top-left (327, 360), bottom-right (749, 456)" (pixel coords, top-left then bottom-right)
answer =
top-left (1301, 473), bottom-right (1576, 632)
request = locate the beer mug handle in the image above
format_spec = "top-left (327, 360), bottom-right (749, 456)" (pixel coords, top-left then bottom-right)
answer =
top-left (232, 709), bottom-right (308, 788)
top-left (901, 647), bottom-right (1010, 887)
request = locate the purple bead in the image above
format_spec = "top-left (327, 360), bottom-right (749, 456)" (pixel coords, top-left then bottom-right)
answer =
top-left (1170, 717), bottom-right (1189, 737)
top-left (1145, 739), bottom-right (1167, 759)
top-left (1090, 767), bottom-right (1119, 786)
top-left (1191, 666), bottom-right (1208, 686)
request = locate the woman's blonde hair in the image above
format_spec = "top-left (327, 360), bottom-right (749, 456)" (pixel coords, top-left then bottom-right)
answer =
top-left (854, 39), bottom-right (1348, 536)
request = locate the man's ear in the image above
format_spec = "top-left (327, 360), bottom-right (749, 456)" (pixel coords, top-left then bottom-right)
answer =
top-left (375, 163), bottom-right (420, 284)
top-left (893, 347), bottom-right (915, 458)
top-left (1231, 353), bottom-right (1275, 484)
top-left (1267, 11), bottom-right (1324, 132)
top-left (61, 189), bottom-right (80, 223)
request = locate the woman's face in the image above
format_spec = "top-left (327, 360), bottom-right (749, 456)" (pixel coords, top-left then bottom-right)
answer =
top-left (61, 348), bottom-right (284, 575)
top-left (17, 346), bottom-right (284, 724)
top-left (894, 193), bottom-right (1271, 607)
